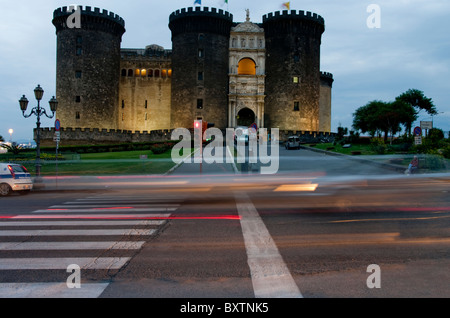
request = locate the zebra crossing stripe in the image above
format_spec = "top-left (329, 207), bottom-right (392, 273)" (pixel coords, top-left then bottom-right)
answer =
top-left (33, 207), bottom-right (178, 213)
top-left (0, 229), bottom-right (156, 236)
top-left (0, 257), bottom-right (130, 270)
top-left (0, 241), bottom-right (146, 251)
top-left (0, 282), bottom-right (109, 298)
top-left (0, 220), bottom-right (165, 226)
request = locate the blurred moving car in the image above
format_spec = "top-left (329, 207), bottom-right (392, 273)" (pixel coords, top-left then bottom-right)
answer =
top-left (0, 163), bottom-right (33, 196)
top-left (285, 136), bottom-right (301, 150)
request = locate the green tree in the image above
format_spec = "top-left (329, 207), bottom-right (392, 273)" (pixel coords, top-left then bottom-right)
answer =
top-left (395, 89), bottom-right (437, 135)
top-left (353, 100), bottom-right (416, 143)
top-left (0, 135), bottom-right (4, 142)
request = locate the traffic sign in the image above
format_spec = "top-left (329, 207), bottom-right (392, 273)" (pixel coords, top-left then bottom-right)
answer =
top-left (413, 126), bottom-right (422, 136)
top-left (420, 121), bottom-right (433, 130)
top-left (415, 136), bottom-right (422, 145)
top-left (55, 119), bottom-right (61, 131)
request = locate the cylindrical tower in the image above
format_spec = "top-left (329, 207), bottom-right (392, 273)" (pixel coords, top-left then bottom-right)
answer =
top-left (52, 6), bottom-right (125, 130)
top-left (169, 7), bottom-right (233, 129)
top-left (262, 10), bottom-right (325, 131)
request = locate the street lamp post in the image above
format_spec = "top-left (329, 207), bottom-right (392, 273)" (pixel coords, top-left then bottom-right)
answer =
top-left (19, 84), bottom-right (58, 181)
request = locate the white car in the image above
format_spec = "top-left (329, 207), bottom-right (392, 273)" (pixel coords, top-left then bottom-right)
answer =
top-left (0, 163), bottom-right (33, 196)
top-left (234, 126), bottom-right (249, 144)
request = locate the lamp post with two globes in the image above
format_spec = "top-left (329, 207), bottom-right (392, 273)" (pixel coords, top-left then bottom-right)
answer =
top-left (19, 84), bottom-right (58, 179)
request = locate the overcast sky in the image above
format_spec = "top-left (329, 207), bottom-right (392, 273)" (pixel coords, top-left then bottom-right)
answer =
top-left (1, 0), bottom-right (449, 142)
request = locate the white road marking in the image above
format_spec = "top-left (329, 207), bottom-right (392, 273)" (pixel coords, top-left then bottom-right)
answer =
top-left (0, 241), bottom-right (146, 251)
top-left (0, 229), bottom-right (155, 236)
top-left (0, 220), bottom-right (165, 226)
top-left (10, 214), bottom-right (171, 219)
top-left (0, 257), bottom-right (130, 270)
top-left (0, 282), bottom-right (109, 298)
top-left (235, 192), bottom-right (302, 298)
top-left (33, 207), bottom-right (178, 213)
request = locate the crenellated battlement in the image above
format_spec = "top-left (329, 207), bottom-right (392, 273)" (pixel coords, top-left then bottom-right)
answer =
top-left (53, 5), bottom-right (125, 26)
top-left (170, 7), bottom-right (233, 22)
top-left (263, 10), bottom-right (324, 25)
top-left (320, 72), bottom-right (333, 79)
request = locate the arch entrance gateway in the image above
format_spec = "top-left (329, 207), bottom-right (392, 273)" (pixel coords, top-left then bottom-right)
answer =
top-left (228, 10), bottom-right (266, 129)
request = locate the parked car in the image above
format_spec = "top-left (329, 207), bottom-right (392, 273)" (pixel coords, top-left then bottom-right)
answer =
top-left (0, 163), bottom-right (33, 196)
top-left (285, 136), bottom-right (301, 150)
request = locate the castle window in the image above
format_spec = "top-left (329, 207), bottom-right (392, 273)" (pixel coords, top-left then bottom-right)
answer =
top-left (127, 69), bottom-right (133, 77)
top-left (154, 70), bottom-right (160, 77)
top-left (162, 69), bottom-right (167, 78)
top-left (76, 47), bottom-right (82, 56)
top-left (135, 69), bottom-right (141, 76)
top-left (293, 101), bottom-right (300, 111)
top-left (141, 69), bottom-right (147, 77)
top-left (75, 112), bottom-right (80, 119)
top-left (148, 69), bottom-right (153, 77)
top-left (145, 100), bottom-right (148, 109)
top-left (238, 58), bottom-right (256, 75)
top-left (75, 96), bottom-right (81, 103)
top-left (145, 113), bottom-right (148, 121)
top-left (294, 55), bottom-right (300, 63)
top-left (76, 36), bottom-right (82, 45)
top-left (75, 71), bottom-right (82, 78)
top-left (122, 100), bottom-right (125, 108)
top-left (168, 69), bottom-right (172, 78)
top-left (197, 99), bottom-right (203, 109)
top-left (198, 72), bottom-right (204, 81)
top-left (121, 69), bottom-right (127, 77)
top-left (293, 76), bottom-right (300, 84)
top-left (122, 113), bottom-right (124, 121)
top-left (198, 49), bottom-right (204, 58)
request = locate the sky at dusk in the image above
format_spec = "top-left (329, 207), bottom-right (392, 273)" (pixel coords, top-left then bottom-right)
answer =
top-left (1, 0), bottom-right (449, 142)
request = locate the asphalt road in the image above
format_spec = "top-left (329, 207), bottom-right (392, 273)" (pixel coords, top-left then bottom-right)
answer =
top-left (0, 146), bottom-right (449, 301)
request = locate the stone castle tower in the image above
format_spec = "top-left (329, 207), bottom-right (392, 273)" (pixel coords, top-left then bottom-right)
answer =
top-left (50, 6), bottom-right (333, 142)
top-left (52, 6), bottom-right (125, 130)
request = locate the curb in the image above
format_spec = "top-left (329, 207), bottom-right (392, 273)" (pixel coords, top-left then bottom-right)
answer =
top-left (300, 145), bottom-right (406, 173)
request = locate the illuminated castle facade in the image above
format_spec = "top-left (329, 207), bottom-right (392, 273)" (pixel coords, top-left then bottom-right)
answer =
top-left (49, 6), bottom-right (333, 144)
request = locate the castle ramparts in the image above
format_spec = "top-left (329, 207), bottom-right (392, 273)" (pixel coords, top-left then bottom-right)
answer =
top-left (53, 6), bottom-right (125, 27)
top-left (262, 10), bottom-right (324, 25)
top-left (37, 127), bottom-right (335, 147)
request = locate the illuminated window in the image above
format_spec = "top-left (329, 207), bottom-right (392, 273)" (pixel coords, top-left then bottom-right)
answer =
top-left (198, 49), bottom-right (204, 58)
top-left (135, 69), bottom-right (141, 76)
top-left (238, 58), bottom-right (256, 75)
top-left (161, 69), bottom-right (167, 78)
top-left (293, 76), bottom-right (299, 83)
top-left (141, 69), bottom-right (147, 77)
top-left (168, 69), bottom-right (172, 78)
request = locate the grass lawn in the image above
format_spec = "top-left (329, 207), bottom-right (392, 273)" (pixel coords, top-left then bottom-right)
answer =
top-left (0, 148), bottom-right (193, 176)
top-left (309, 143), bottom-right (376, 155)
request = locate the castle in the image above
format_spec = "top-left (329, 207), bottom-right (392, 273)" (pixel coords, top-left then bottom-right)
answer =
top-left (44, 6), bottom-right (334, 145)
